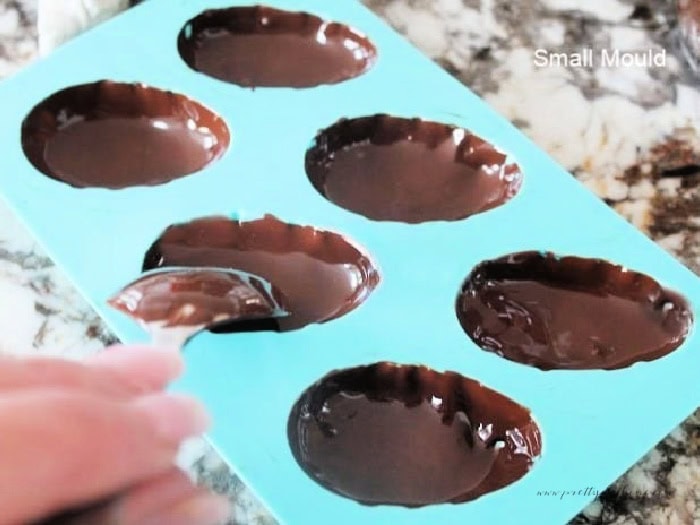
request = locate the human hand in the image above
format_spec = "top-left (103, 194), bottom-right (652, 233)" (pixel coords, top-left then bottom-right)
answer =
top-left (0, 345), bottom-right (230, 525)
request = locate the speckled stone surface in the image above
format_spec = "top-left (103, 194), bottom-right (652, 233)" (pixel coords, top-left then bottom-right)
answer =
top-left (1, 0), bottom-right (700, 523)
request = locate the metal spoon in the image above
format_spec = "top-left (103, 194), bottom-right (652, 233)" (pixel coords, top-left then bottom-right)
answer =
top-left (108, 266), bottom-right (289, 349)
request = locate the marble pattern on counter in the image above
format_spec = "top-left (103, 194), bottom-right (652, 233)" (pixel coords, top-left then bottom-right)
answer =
top-left (1, 0), bottom-right (699, 523)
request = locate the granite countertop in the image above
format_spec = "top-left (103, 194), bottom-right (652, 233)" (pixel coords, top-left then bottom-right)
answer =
top-left (1, 0), bottom-right (700, 523)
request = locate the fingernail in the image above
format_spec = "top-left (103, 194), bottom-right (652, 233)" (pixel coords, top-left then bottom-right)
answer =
top-left (184, 495), bottom-right (231, 525)
top-left (134, 393), bottom-right (211, 442)
top-left (92, 345), bottom-right (184, 380)
top-left (141, 494), bottom-right (231, 525)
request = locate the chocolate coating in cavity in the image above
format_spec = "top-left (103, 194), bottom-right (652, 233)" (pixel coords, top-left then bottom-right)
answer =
top-left (143, 215), bottom-right (379, 330)
top-left (456, 251), bottom-right (693, 370)
top-left (306, 115), bottom-right (522, 224)
top-left (22, 81), bottom-right (229, 189)
top-left (288, 362), bottom-right (541, 506)
top-left (108, 269), bottom-right (280, 328)
top-left (177, 6), bottom-right (376, 88)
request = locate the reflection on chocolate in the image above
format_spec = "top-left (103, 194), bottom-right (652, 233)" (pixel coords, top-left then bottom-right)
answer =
top-left (456, 251), bottom-right (693, 370)
top-left (21, 81), bottom-right (229, 189)
top-left (143, 215), bottom-right (379, 330)
top-left (288, 362), bottom-right (541, 506)
top-left (108, 268), bottom-right (285, 329)
top-left (177, 6), bottom-right (376, 88)
top-left (306, 114), bottom-right (522, 224)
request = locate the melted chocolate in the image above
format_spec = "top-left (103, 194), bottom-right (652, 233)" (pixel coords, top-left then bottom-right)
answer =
top-left (108, 269), bottom-right (284, 329)
top-left (21, 81), bottom-right (229, 189)
top-left (305, 115), bottom-right (522, 224)
top-left (456, 251), bottom-right (693, 370)
top-left (177, 6), bottom-right (376, 88)
top-left (288, 362), bottom-right (541, 506)
top-left (143, 215), bottom-right (379, 330)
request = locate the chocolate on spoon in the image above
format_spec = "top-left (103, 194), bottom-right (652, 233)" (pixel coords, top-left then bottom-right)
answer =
top-left (108, 267), bottom-right (289, 347)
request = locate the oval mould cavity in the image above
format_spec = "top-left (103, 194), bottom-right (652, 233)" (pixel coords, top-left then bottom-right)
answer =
top-left (456, 251), bottom-right (693, 370)
top-left (143, 214), bottom-right (380, 331)
top-left (177, 6), bottom-right (377, 88)
top-left (288, 362), bottom-right (542, 507)
top-left (305, 114), bottom-right (523, 224)
top-left (21, 80), bottom-right (230, 189)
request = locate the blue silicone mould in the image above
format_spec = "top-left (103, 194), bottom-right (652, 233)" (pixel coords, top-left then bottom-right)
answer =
top-left (0, 1), bottom-right (698, 524)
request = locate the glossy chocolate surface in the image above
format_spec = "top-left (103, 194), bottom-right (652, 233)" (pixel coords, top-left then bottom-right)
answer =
top-left (22, 81), bottom-right (229, 189)
top-left (143, 215), bottom-right (379, 330)
top-left (306, 114), bottom-right (522, 223)
top-left (108, 268), bottom-right (283, 329)
top-left (456, 251), bottom-right (693, 370)
top-left (288, 362), bottom-right (541, 506)
top-left (178, 6), bottom-right (376, 88)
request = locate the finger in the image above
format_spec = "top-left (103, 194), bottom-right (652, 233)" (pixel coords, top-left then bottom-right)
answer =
top-left (0, 391), bottom-right (210, 524)
top-left (90, 345), bottom-right (184, 394)
top-left (114, 469), bottom-right (201, 523)
top-left (0, 345), bottom-right (182, 398)
top-left (134, 492), bottom-right (231, 525)
top-left (38, 469), bottom-right (196, 525)
top-left (44, 469), bottom-right (231, 525)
